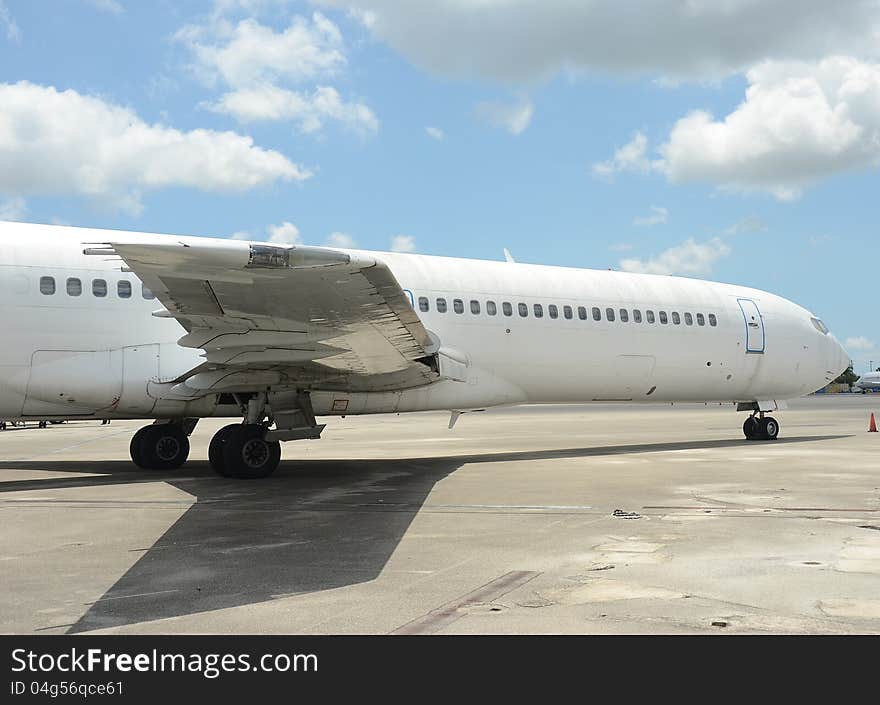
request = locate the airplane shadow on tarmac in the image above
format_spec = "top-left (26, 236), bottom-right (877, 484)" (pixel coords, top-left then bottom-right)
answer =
top-left (0, 434), bottom-right (849, 633)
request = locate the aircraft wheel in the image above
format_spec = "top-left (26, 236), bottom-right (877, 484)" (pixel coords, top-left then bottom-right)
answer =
top-left (743, 417), bottom-right (760, 440)
top-left (208, 424), bottom-right (242, 477)
top-left (761, 417), bottom-right (780, 441)
top-left (129, 426), bottom-right (150, 468)
top-left (221, 424), bottom-right (281, 479)
top-left (138, 424), bottom-right (190, 470)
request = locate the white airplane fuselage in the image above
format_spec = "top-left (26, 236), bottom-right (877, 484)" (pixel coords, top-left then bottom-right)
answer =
top-left (0, 222), bottom-right (850, 422)
top-left (854, 372), bottom-right (880, 392)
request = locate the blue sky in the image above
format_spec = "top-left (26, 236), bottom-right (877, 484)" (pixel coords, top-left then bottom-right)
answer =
top-left (0, 0), bottom-right (877, 372)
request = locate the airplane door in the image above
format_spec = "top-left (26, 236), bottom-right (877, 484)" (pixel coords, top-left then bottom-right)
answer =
top-left (117, 345), bottom-right (160, 416)
top-left (737, 298), bottom-right (765, 353)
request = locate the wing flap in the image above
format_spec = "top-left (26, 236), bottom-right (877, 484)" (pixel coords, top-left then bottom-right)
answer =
top-left (94, 237), bottom-right (437, 387)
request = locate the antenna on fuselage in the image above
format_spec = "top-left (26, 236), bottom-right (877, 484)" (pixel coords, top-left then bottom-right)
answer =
top-left (503, 248), bottom-right (515, 263)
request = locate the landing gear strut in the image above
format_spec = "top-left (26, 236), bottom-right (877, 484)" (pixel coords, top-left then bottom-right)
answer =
top-left (130, 421), bottom-right (195, 469)
top-left (743, 412), bottom-right (780, 441)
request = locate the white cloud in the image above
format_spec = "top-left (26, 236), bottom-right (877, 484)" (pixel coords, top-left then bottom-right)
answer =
top-left (326, 231), bottom-right (356, 248)
top-left (1, 1), bottom-right (20, 42)
top-left (232, 225), bottom-right (356, 248)
top-left (87, 0), bottom-right (123, 14)
top-left (724, 216), bottom-right (767, 235)
top-left (475, 97), bottom-right (534, 135)
top-left (0, 195), bottom-right (26, 220)
top-left (177, 12), bottom-right (344, 87)
top-left (620, 237), bottom-right (731, 277)
top-left (267, 221), bottom-right (301, 245)
top-left (390, 234), bottom-right (416, 253)
top-left (0, 82), bottom-right (307, 215)
top-left (207, 84), bottom-right (378, 134)
top-left (845, 336), bottom-right (875, 351)
top-left (592, 132), bottom-right (661, 181)
top-left (230, 221), bottom-right (301, 244)
top-left (177, 11), bottom-right (377, 135)
top-left (633, 206), bottom-right (668, 227)
top-left (659, 57), bottom-right (880, 199)
top-left (325, 1), bottom-right (880, 81)
top-left (594, 57), bottom-right (880, 199)
top-left (425, 126), bottom-right (445, 141)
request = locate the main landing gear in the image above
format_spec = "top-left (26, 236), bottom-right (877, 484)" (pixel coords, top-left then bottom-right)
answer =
top-left (206, 391), bottom-right (288, 479)
top-left (128, 419), bottom-right (281, 477)
top-left (742, 412), bottom-right (780, 441)
top-left (128, 391), bottom-right (322, 478)
top-left (208, 423), bottom-right (281, 479)
top-left (130, 421), bottom-right (195, 470)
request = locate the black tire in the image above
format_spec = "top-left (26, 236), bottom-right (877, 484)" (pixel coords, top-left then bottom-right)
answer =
top-left (139, 424), bottom-right (190, 470)
top-left (129, 426), bottom-right (151, 468)
top-left (743, 417), bottom-right (759, 440)
top-left (762, 416), bottom-right (779, 440)
top-left (221, 424), bottom-right (281, 479)
top-left (208, 424), bottom-right (242, 477)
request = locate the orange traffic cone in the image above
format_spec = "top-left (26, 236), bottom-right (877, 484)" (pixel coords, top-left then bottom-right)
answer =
top-left (870, 413), bottom-right (878, 433)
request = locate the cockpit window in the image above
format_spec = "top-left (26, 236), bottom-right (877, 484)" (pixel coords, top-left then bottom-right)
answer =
top-left (810, 317), bottom-right (829, 334)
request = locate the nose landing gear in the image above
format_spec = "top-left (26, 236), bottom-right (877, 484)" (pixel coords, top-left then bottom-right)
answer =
top-left (743, 412), bottom-right (779, 441)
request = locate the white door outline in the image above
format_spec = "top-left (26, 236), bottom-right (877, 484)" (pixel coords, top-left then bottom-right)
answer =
top-left (737, 298), bottom-right (765, 354)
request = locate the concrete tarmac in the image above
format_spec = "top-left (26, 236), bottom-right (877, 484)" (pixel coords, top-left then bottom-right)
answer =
top-left (1, 395), bottom-right (878, 634)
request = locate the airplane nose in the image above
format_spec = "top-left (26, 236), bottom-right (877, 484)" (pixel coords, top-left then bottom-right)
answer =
top-left (831, 336), bottom-right (849, 377)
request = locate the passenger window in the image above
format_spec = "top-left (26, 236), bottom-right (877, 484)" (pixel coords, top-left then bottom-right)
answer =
top-left (92, 279), bottom-right (107, 297)
top-left (534, 303), bottom-right (543, 318)
top-left (453, 298), bottom-right (464, 314)
top-left (487, 301), bottom-right (497, 316)
top-left (502, 302), bottom-right (513, 316)
top-left (548, 304), bottom-right (558, 319)
top-left (708, 313), bottom-right (717, 327)
top-left (418, 296), bottom-right (429, 312)
top-left (619, 309), bottom-right (629, 323)
top-left (685, 312), bottom-right (693, 326)
top-left (436, 297), bottom-right (447, 313)
top-left (606, 307), bottom-right (615, 322)
top-left (672, 312), bottom-right (681, 325)
top-left (470, 300), bottom-right (480, 315)
top-left (518, 303), bottom-right (528, 317)
top-left (67, 277), bottom-right (82, 296)
top-left (564, 305), bottom-right (573, 320)
top-left (696, 313), bottom-right (705, 326)
top-left (577, 306), bottom-right (587, 320)
top-left (142, 284), bottom-right (156, 300)
top-left (118, 280), bottom-right (132, 299)
top-left (40, 276), bottom-right (56, 295)
top-left (659, 311), bottom-right (668, 324)
top-left (633, 309), bottom-right (642, 323)
top-left (646, 310), bottom-right (655, 324)
top-left (592, 307), bottom-right (601, 321)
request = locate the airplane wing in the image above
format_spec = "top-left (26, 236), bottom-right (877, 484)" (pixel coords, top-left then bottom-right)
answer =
top-left (87, 237), bottom-right (439, 394)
